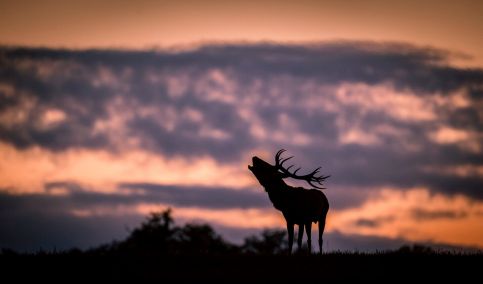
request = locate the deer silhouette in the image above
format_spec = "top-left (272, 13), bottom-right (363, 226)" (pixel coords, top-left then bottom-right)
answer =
top-left (248, 149), bottom-right (330, 254)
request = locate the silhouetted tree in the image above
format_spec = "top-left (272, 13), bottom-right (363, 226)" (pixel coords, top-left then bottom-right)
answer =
top-left (106, 209), bottom-right (238, 255)
top-left (118, 209), bottom-right (177, 254)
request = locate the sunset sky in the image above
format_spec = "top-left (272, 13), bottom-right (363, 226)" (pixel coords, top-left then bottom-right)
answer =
top-left (0, 0), bottom-right (482, 252)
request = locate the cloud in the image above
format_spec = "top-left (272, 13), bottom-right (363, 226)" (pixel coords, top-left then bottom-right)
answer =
top-left (32, 180), bottom-right (270, 212)
top-left (118, 182), bottom-right (269, 210)
top-left (0, 42), bottom-right (482, 251)
top-left (0, 142), bottom-right (254, 194)
top-left (410, 209), bottom-right (468, 220)
top-left (331, 188), bottom-right (483, 248)
top-left (353, 216), bottom-right (395, 228)
top-left (354, 218), bottom-right (381, 228)
top-left (1, 42), bottom-right (481, 199)
top-left (429, 126), bottom-right (481, 152)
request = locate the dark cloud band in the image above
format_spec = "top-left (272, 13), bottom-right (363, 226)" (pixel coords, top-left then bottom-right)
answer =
top-left (0, 42), bottom-right (482, 198)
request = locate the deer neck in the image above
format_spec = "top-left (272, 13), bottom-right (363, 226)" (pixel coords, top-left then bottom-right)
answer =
top-left (264, 180), bottom-right (290, 211)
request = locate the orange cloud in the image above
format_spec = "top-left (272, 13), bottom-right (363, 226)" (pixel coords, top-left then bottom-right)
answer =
top-left (0, 142), bottom-right (256, 195)
top-left (329, 188), bottom-right (483, 248)
top-left (429, 126), bottom-right (481, 153)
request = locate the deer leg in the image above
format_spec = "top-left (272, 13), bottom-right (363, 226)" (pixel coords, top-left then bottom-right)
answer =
top-left (305, 223), bottom-right (312, 254)
top-left (287, 222), bottom-right (294, 255)
top-left (318, 218), bottom-right (326, 254)
top-left (297, 224), bottom-right (304, 251)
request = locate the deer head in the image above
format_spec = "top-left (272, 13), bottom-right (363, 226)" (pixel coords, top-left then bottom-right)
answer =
top-left (248, 149), bottom-right (330, 189)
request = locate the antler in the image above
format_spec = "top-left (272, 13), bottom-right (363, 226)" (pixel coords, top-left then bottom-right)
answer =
top-left (274, 149), bottom-right (330, 189)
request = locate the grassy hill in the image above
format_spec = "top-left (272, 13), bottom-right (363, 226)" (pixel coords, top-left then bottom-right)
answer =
top-left (1, 209), bottom-right (480, 282)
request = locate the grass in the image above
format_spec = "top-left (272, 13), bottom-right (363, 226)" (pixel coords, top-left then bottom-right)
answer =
top-left (1, 249), bottom-right (481, 282)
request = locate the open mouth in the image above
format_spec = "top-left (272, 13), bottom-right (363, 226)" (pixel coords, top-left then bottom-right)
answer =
top-left (248, 157), bottom-right (256, 170)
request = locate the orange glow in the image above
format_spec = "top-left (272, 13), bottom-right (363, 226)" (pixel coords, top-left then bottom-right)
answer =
top-left (0, 1), bottom-right (481, 67)
top-left (330, 188), bottom-right (483, 248)
top-left (0, 142), bottom-right (256, 194)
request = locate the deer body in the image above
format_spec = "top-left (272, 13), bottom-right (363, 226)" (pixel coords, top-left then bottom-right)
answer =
top-left (248, 150), bottom-right (330, 254)
top-left (266, 184), bottom-right (328, 224)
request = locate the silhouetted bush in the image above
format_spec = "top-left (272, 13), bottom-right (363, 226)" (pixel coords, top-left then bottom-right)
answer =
top-left (0, 248), bottom-right (18, 256)
top-left (242, 229), bottom-right (288, 255)
top-left (396, 244), bottom-right (435, 255)
top-left (176, 224), bottom-right (237, 255)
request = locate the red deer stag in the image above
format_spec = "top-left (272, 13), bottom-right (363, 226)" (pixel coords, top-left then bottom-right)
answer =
top-left (248, 149), bottom-right (330, 254)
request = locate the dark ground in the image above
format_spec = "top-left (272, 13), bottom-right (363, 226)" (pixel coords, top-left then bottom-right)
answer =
top-left (1, 251), bottom-right (481, 282)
